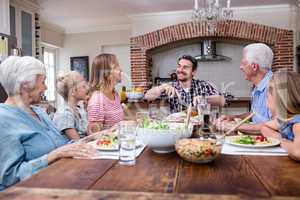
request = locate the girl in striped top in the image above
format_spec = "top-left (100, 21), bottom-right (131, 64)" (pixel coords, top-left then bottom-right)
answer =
top-left (87, 53), bottom-right (124, 133)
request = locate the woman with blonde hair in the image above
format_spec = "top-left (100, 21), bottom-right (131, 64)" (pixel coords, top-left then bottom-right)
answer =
top-left (0, 56), bottom-right (97, 190)
top-left (261, 71), bottom-right (300, 161)
top-left (88, 53), bottom-right (123, 133)
top-left (53, 71), bottom-right (89, 140)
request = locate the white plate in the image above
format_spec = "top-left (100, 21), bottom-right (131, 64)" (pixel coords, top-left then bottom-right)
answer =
top-left (167, 112), bottom-right (186, 118)
top-left (226, 136), bottom-right (281, 148)
top-left (166, 112), bottom-right (186, 122)
top-left (88, 139), bottom-right (144, 151)
top-left (88, 140), bottom-right (118, 151)
top-left (166, 112), bottom-right (201, 124)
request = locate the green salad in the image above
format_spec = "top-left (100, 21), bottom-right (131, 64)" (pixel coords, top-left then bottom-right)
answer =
top-left (138, 118), bottom-right (188, 132)
top-left (234, 135), bottom-right (255, 145)
top-left (142, 118), bottom-right (170, 130)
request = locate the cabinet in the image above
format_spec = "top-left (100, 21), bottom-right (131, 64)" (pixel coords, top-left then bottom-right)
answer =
top-left (9, 0), bottom-right (39, 57)
top-left (20, 10), bottom-right (33, 56)
top-left (0, 0), bottom-right (10, 35)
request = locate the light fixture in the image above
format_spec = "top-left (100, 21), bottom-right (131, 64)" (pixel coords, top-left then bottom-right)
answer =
top-left (192, 0), bottom-right (233, 33)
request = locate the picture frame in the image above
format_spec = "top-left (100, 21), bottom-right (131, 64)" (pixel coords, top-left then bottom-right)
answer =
top-left (70, 56), bottom-right (89, 81)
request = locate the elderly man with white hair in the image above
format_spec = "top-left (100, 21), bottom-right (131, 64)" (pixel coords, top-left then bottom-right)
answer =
top-left (0, 56), bottom-right (98, 190)
top-left (220, 43), bottom-right (274, 133)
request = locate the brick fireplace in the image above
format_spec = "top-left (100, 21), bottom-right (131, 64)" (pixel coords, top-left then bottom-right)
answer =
top-left (130, 20), bottom-right (294, 89)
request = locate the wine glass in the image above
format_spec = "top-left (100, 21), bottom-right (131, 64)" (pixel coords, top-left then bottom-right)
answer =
top-left (136, 111), bottom-right (149, 128)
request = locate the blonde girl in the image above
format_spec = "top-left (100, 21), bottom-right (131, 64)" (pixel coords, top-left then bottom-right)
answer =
top-left (53, 71), bottom-right (89, 140)
top-left (261, 71), bottom-right (300, 161)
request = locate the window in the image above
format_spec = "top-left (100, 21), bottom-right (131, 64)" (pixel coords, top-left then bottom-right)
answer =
top-left (43, 47), bottom-right (56, 101)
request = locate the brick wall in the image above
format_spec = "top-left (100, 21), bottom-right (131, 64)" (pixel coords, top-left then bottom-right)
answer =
top-left (130, 20), bottom-right (294, 88)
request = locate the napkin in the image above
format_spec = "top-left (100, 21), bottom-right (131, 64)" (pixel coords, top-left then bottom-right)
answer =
top-left (74, 144), bottom-right (146, 160)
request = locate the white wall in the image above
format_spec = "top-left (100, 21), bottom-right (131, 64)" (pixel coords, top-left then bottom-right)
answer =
top-left (101, 44), bottom-right (131, 92)
top-left (41, 25), bottom-right (65, 48)
top-left (59, 29), bottom-right (130, 73)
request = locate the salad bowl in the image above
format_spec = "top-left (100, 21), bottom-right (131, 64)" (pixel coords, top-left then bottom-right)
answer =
top-left (175, 138), bottom-right (222, 163)
top-left (137, 120), bottom-right (193, 153)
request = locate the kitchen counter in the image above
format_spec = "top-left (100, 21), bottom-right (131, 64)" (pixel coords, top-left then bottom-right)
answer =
top-left (124, 97), bottom-right (251, 109)
top-left (122, 97), bottom-right (251, 119)
top-left (226, 97), bottom-right (251, 109)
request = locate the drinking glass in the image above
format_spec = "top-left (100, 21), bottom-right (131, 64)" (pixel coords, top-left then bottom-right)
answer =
top-left (118, 121), bottom-right (137, 166)
top-left (197, 103), bottom-right (211, 134)
top-left (209, 106), bottom-right (220, 132)
top-left (210, 107), bottom-right (225, 146)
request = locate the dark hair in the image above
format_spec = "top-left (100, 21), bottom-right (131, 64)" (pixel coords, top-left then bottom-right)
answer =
top-left (178, 55), bottom-right (198, 71)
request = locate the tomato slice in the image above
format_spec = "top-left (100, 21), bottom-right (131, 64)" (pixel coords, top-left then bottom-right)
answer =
top-left (255, 135), bottom-right (267, 142)
top-left (97, 139), bottom-right (112, 146)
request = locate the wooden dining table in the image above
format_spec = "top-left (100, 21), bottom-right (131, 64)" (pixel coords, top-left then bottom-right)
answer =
top-left (1, 146), bottom-right (300, 200)
top-left (1, 104), bottom-right (300, 200)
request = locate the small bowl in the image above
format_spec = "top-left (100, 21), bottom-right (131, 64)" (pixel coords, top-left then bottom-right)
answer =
top-left (175, 138), bottom-right (222, 163)
top-left (126, 91), bottom-right (144, 101)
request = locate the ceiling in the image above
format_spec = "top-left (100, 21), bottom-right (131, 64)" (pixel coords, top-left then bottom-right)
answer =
top-left (37, 0), bottom-right (296, 33)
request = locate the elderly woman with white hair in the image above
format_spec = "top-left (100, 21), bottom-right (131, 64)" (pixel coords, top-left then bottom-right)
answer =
top-left (219, 43), bottom-right (274, 134)
top-left (0, 56), bottom-right (98, 190)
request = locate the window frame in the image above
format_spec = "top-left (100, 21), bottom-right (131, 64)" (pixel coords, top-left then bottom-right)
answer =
top-left (42, 44), bottom-right (58, 104)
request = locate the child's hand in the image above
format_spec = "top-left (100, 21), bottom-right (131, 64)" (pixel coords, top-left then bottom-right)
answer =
top-left (281, 139), bottom-right (300, 162)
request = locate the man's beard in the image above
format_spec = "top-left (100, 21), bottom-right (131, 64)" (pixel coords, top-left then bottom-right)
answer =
top-left (178, 77), bottom-right (188, 82)
top-left (177, 72), bottom-right (189, 82)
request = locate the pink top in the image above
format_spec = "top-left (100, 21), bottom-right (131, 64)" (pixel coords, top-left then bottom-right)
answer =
top-left (88, 91), bottom-right (124, 129)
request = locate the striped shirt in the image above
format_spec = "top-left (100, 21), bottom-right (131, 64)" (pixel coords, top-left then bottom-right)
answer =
top-left (160, 79), bottom-right (219, 113)
top-left (87, 91), bottom-right (124, 130)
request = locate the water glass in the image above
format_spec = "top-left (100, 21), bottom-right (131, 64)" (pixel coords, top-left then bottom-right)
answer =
top-left (118, 121), bottom-right (137, 166)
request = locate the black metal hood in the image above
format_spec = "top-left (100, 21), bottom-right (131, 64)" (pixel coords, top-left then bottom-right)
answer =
top-left (195, 40), bottom-right (231, 62)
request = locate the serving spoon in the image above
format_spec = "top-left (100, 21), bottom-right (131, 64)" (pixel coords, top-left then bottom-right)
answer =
top-left (225, 112), bottom-right (255, 135)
